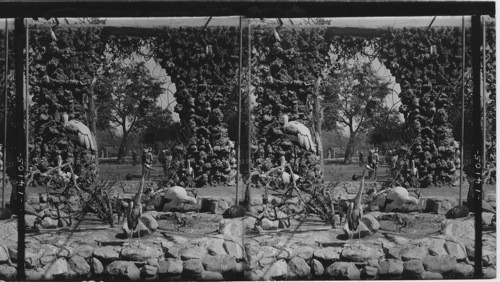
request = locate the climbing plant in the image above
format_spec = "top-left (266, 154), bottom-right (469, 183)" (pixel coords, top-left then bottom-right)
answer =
top-left (28, 26), bottom-right (105, 183)
top-left (149, 27), bottom-right (240, 187)
top-left (377, 23), bottom-right (495, 187)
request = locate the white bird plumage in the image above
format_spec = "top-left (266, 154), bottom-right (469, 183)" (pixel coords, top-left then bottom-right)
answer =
top-left (282, 115), bottom-right (316, 154)
top-left (163, 186), bottom-right (197, 212)
top-left (384, 186), bottom-right (419, 212)
top-left (62, 112), bottom-right (97, 152)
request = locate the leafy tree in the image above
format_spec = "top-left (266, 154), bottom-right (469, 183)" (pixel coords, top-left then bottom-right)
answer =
top-left (139, 106), bottom-right (176, 147)
top-left (95, 60), bottom-right (164, 163)
top-left (322, 59), bottom-right (391, 163)
top-left (367, 107), bottom-right (405, 150)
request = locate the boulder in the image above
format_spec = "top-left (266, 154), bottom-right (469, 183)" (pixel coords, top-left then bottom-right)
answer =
top-left (402, 260), bottom-right (425, 278)
top-left (182, 259), bottom-right (204, 276)
top-left (93, 246), bottom-right (120, 261)
top-left (313, 247), bottom-right (341, 262)
top-left (223, 240), bottom-right (244, 260)
top-left (180, 245), bottom-right (208, 261)
top-left (164, 244), bottom-right (183, 259)
top-left (121, 243), bottom-right (162, 261)
top-left (450, 262), bottom-right (474, 278)
top-left (68, 255), bottom-right (91, 277)
top-left (400, 245), bottom-right (428, 261)
top-left (262, 259), bottom-right (288, 280)
top-left (361, 265), bottom-right (378, 279)
top-left (428, 238), bottom-right (448, 256)
top-left (140, 265), bottom-right (158, 278)
top-left (422, 255), bottom-right (456, 275)
top-left (218, 219), bottom-right (244, 239)
top-left (206, 238), bottom-right (228, 256)
top-left (287, 256), bottom-right (311, 279)
top-left (483, 267), bottom-right (496, 279)
top-left (276, 247), bottom-right (293, 260)
top-left (74, 245), bottom-right (94, 259)
top-left (0, 264), bottom-right (16, 280)
top-left (325, 261), bottom-right (361, 280)
top-left (292, 245), bottom-right (314, 261)
top-left (421, 271), bottom-right (443, 279)
top-left (43, 257), bottom-right (68, 279)
top-left (158, 258), bottom-right (183, 276)
top-left (202, 254), bottom-right (237, 274)
top-left (311, 259), bottom-right (324, 277)
top-left (91, 257), bottom-right (104, 275)
top-left (341, 245), bottom-right (383, 262)
top-left (378, 259), bottom-right (403, 278)
top-left (0, 243), bottom-right (10, 263)
top-left (105, 260), bottom-right (140, 280)
top-left (444, 240), bottom-right (467, 261)
top-left (26, 268), bottom-right (45, 280)
top-left (200, 270), bottom-right (224, 280)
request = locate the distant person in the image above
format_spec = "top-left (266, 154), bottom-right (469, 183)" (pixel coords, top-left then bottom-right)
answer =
top-left (158, 149), bottom-right (168, 175)
top-left (358, 151), bottom-right (364, 166)
top-left (132, 150), bottom-right (138, 166)
top-left (372, 149), bottom-right (380, 179)
top-left (142, 148), bottom-right (154, 180)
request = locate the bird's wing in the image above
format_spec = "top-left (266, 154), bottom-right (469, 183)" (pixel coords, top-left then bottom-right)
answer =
top-left (66, 120), bottom-right (96, 151)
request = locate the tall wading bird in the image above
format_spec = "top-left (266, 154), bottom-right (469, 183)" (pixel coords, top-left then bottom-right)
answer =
top-left (123, 171), bottom-right (146, 239)
top-left (282, 115), bottom-right (316, 170)
top-left (346, 165), bottom-right (373, 246)
top-left (62, 112), bottom-right (97, 152)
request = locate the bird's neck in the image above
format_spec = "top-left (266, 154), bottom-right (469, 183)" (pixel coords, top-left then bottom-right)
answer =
top-left (134, 174), bottom-right (145, 205)
top-left (355, 171), bottom-right (366, 207)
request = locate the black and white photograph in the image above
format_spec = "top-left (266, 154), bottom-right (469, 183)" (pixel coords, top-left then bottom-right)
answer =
top-left (0, 1), bottom-right (496, 280)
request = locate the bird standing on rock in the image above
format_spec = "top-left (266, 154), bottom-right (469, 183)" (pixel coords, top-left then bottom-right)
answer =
top-left (62, 112), bottom-right (97, 152)
top-left (282, 115), bottom-right (316, 154)
top-left (282, 115), bottom-right (316, 171)
top-left (345, 165), bottom-right (372, 245)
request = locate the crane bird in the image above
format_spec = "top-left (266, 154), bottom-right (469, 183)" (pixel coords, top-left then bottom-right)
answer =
top-left (62, 112), bottom-right (97, 152)
top-left (186, 160), bottom-right (194, 188)
top-left (383, 186), bottom-right (419, 213)
top-left (282, 115), bottom-right (316, 170)
top-left (346, 165), bottom-right (372, 246)
top-left (162, 186), bottom-right (197, 212)
top-left (123, 171), bottom-right (146, 239)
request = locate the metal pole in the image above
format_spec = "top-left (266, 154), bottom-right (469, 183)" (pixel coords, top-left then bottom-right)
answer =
top-left (14, 17), bottom-right (26, 281)
top-left (25, 19), bottom-right (29, 182)
top-left (459, 16), bottom-right (465, 205)
top-left (235, 16), bottom-right (242, 205)
top-left (2, 19), bottom-right (8, 208)
top-left (471, 14), bottom-right (483, 279)
top-left (246, 23), bottom-right (251, 183)
top-left (481, 16), bottom-right (487, 193)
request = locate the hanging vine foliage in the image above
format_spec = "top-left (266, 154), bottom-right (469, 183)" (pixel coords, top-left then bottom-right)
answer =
top-left (377, 24), bottom-right (495, 187)
top-left (28, 26), bottom-right (105, 183)
top-left (150, 27), bottom-right (240, 187)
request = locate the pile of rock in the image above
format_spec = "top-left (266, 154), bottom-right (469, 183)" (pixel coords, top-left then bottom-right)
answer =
top-left (243, 231), bottom-right (496, 280)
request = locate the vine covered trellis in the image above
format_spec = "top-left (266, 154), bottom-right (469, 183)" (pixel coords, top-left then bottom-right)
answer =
top-left (0, 22), bottom-right (495, 189)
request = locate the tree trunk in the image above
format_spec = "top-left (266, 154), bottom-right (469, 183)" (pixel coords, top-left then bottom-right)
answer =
top-left (117, 127), bottom-right (129, 164)
top-left (344, 136), bottom-right (356, 164)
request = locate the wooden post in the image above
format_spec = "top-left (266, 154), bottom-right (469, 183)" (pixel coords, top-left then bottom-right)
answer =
top-left (471, 14), bottom-right (483, 279)
top-left (235, 16), bottom-right (243, 205)
top-left (14, 17), bottom-right (26, 281)
top-left (313, 77), bottom-right (324, 182)
top-left (2, 19), bottom-right (8, 208)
